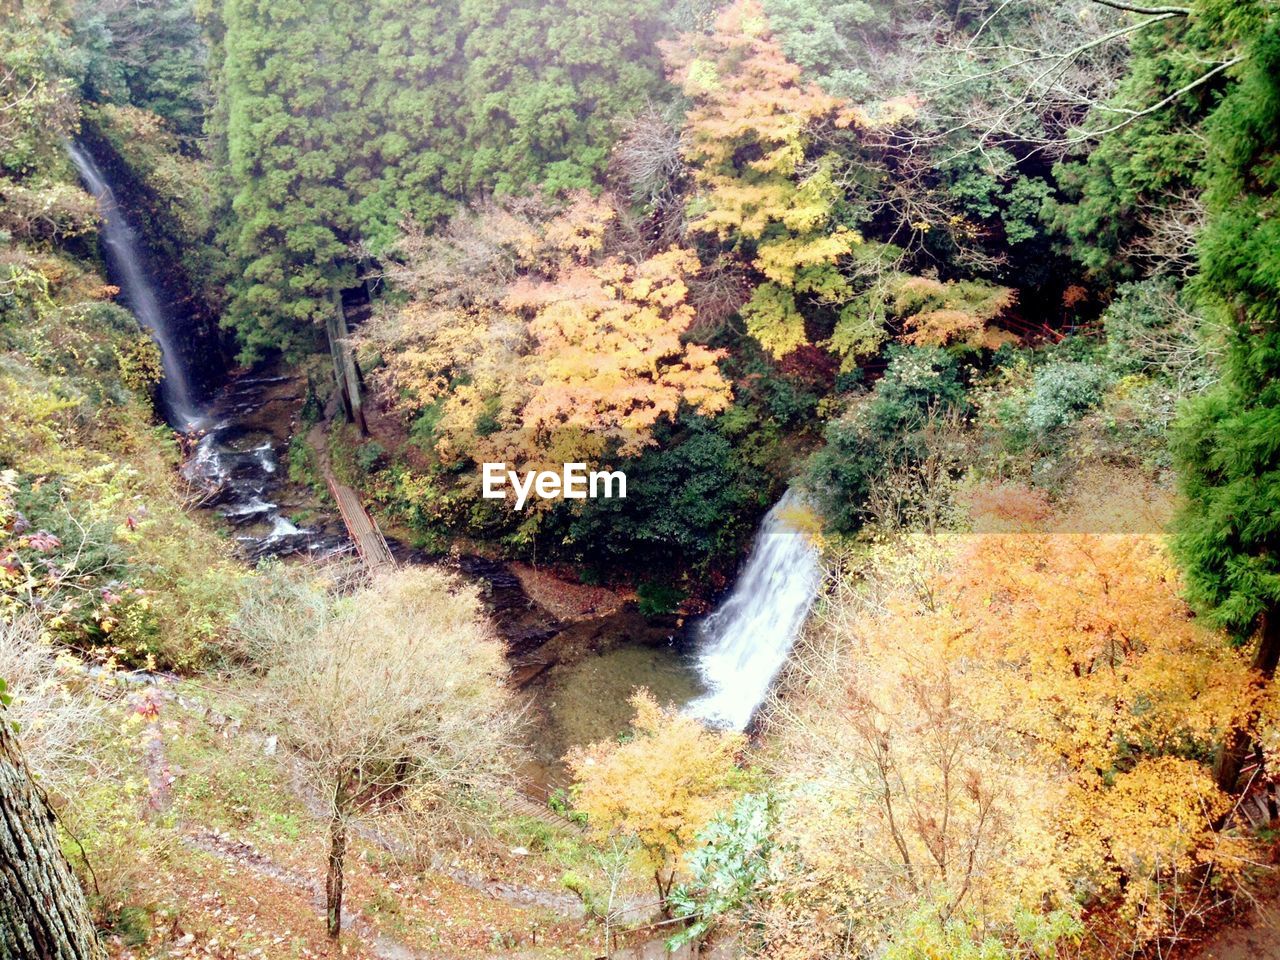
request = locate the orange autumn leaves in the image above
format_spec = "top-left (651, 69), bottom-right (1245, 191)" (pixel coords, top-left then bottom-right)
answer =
top-left (508, 247), bottom-right (730, 460)
top-left (566, 690), bottom-right (745, 906)
top-left (778, 501), bottom-right (1259, 948)
top-left (941, 528), bottom-right (1250, 773)
top-left (368, 195), bottom-right (730, 470)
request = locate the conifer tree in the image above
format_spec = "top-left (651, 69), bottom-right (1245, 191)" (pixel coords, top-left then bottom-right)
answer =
top-left (218, 0), bottom-right (358, 359)
top-left (1171, 0), bottom-right (1280, 791)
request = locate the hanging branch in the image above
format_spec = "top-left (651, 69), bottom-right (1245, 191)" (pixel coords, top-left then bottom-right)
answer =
top-left (1088, 0), bottom-right (1190, 16)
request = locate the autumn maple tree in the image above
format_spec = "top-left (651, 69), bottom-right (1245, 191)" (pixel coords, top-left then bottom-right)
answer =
top-left (365, 193), bottom-right (730, 472)
top-left (506, 247), bottom-right (730, 459)
top-left (567, 689), bottom-right (744, 913)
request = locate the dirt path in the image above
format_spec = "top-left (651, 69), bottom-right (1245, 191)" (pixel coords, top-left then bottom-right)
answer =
top-left (1190, 897), bottom-right (1280, 960)
top-left (184, 828), bottom-right (418, 960)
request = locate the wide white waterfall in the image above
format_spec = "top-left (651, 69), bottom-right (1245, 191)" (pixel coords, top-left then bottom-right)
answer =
top-left (66, 141), bottom-right (199, 426)
top-left (689, 490), bottom-right (822, 730)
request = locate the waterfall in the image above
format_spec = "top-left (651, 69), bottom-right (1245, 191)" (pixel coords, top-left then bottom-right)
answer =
top-left (66, 142), bottom-right (339, 559)
top-left (65, 140), bottom-right (199, 426)
top-left (689, 490), bottom-right (822, 730)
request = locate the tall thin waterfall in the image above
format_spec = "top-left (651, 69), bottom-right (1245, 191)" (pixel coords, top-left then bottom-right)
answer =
top-left (66, 141), bottom-right (198, 426)
top-left (689, 490), bottom-right (822, 730)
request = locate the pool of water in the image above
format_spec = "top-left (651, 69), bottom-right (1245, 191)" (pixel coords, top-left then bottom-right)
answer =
top-left (515, 625), bottom-right (706, 795)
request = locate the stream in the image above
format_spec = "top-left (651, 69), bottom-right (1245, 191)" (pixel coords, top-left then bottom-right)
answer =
top-left (69, 137), bottom-right (824, 759)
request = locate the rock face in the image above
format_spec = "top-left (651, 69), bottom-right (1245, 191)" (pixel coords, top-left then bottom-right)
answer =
top-left (0, 715), bottom-right (106, 960)
top-left (74, 123), bottom-right (229, 407)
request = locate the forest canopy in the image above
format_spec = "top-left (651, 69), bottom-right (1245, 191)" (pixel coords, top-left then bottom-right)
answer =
top-left (3, 0), bottom-right (1280, 958)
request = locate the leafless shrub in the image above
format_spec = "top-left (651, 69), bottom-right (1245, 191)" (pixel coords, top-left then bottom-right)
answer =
top-left (0, 614), bottom-right (102, 793)
top-left (686, 255), bottom-right (752, 340)
top-left (613, 103), bottom-right (687, 209)
top-left (1105, 279), bottom-right (1223, 394)
top-left (613, 104), bottom-right (690, 250)
top-left (1123, 188), bottom-right (1208, 278)
top-left (237, 565), bottom-right (522, 938)
top-left (381, 202), bottom-right (540, 309)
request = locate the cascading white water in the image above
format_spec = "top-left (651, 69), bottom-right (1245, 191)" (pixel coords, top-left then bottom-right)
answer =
top-left (689, 490), bottom-right (822, 730)
top-left (66, 142), bottom-right (342, 560)
top-left (65, 140), bottom-right (198, 426)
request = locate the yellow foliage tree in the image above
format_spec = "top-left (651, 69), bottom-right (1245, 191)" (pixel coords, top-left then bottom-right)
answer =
top-left (663, 0), bottom-right (860, 358)
top-left (506, 247), bottom-right (730, 459)
top-left (566, 689), bottom-right (744, 911)
top-left (892, 276), bottom-right (1018, 349)
top-left (365, 195), bottom-right (730, 470)
top-left (769, 481), bottom-right (1260, 954)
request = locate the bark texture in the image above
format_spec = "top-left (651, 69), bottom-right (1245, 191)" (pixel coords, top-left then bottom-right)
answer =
top-left (0, 715), bottom-right (105, 960)
top-left (325, 812), bottom-right (346, 939)
top-left (1214, 611), bottom-right (1280, 793)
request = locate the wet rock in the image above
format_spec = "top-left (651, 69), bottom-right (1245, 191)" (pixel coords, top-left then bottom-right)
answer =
top-left (453, 555), bottom-right (563, 654)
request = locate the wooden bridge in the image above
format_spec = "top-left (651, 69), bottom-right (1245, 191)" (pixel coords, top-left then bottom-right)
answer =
top-left (327, 477), bottom-right (396, 571)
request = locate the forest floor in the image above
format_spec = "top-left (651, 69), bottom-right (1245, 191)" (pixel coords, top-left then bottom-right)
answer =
top-left (86, 676), bottom-right (620, 960)
top-left (1193, 899), bottom-right (1280, 960)
top-left (1184, 861), bottom-right (1280, 960)
top-left (510, 563), bottom-right (630, 622)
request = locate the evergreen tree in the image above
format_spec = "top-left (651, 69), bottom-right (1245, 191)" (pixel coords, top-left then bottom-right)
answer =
top-left (457, 0), bottom-right (669, 196)
top-left (1171, 0), bottom-right (1280, 790)
top-left (75, 0), bottom-right (210, 141)
top-left (217, 0), bottom-right (358, 360)
top-left (210, 0), bottom-right (671, 359)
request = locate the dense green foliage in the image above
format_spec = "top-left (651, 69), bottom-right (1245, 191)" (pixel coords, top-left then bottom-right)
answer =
top-left (1171, 1), bottom-right (1280, 640)
top-left (207, 0), bottom-right (672, 359)
top-left (0, 0), bottom-right (240, 668)
top-left (804, 347), bottom-right (967, 531)
top-left (75, 0), bottom-right (210, 141)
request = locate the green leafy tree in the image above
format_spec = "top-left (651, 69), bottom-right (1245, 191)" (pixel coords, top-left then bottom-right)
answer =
top-left (1050, 16), bottom-right (1218, 279)
top-left (456, 0), bottom-right (669, 196)
top-left (0, 0), bottom-right (81, 178)
top-left (805, 346), bottom-right (967, 533)
top-left (667, 793), bottom-right (773, 949)
top-left (214, 0), bottom-right (361, 360)
top-left (208, 0), bottom-right (671, 358)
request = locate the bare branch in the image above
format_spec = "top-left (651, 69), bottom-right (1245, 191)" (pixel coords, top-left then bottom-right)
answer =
top-left (1088, 0), bottom-right (1190, 16)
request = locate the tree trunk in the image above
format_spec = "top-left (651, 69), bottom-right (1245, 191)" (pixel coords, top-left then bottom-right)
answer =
top-left (325, 295), bottom-right (354, 425)
top-left (327, 291), bottom-right (367, 436)
top-left (654, 868), bottom-right (674, 918)
top-left (325, 809), bottom-right (347, 939)
top-left (0, 713), bottom-right (105, 960)
top-left (1214, 610), bottom-right (1280, 793)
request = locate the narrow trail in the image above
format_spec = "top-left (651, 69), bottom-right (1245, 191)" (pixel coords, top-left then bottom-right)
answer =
top-left (183, 828), bottom-right (418, 960)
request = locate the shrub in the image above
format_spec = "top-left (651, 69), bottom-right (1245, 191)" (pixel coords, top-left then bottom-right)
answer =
top-left (1103, 278), bottom-right (1219, 393)
top-left (804, 346), bottom-right (968, 533)
top-left (1021, 360), bottom-right (1109, 434)
top-left (636, 581), bottom-right (685, 617)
